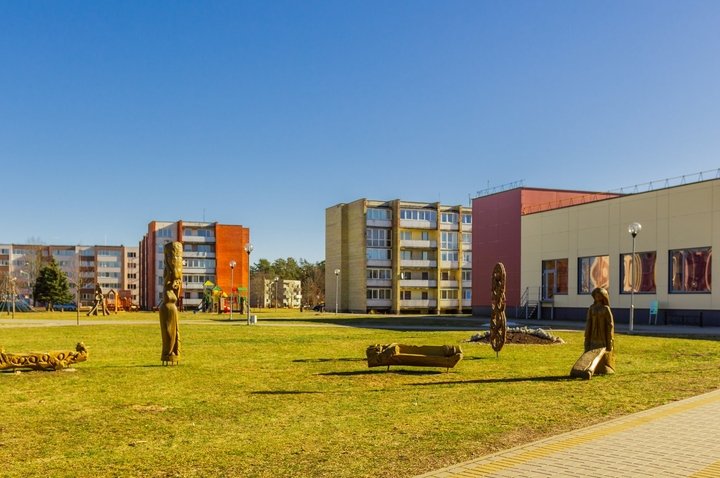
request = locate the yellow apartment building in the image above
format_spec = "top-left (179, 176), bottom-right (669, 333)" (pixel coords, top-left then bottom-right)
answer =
top-left (326, 199), bottom-right (472, 314)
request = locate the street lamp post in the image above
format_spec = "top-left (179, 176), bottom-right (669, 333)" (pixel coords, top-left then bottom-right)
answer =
top-left (229, 260), bottom-right (236, 320)
top-left (10, 277), bottom-right (16, 319)
top-left (334, 268), bottom-right (340, 314)
top-left (244, 243), bottom-right (253, 324)
top-left (274, 276), bottom-right (279, 309)
top-left (628, 222), bottom-right (642, 332)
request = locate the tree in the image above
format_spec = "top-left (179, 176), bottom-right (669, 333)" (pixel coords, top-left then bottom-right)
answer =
top-left (33, 259), bottom-right (73, 310)
top-left (249, 257), bottom-right (325, 307)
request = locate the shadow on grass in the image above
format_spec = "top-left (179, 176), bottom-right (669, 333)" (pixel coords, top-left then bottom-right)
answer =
top-left (251, 390), bottom-right (323, 395)
top-left (320, 369), bottom-right (445, 376)
top-left (293, 357), bottom-right (365, 363)
top-left (255, 315), bottom-right (485, 331)
top-left (411, 375), bottom-right (573, 386)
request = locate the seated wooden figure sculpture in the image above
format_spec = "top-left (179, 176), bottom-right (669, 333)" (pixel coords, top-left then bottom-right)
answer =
top-left (571, 287), bottom-right (616, 379)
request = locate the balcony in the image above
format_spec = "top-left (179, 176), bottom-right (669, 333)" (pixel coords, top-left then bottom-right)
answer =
top-left (440, 299), bottom-right (460, 308)
top-left (183, 251), bottom-right (216, 258)
top-left (462, 280), bottom-right (472, 288)
top-left (462, 299), bottom-right (471, 307)
top-left (182, 235), bottom-right (214, 243)
top-left (440, 261), bottom-right (459, 269)
top-left (440, 280), bottom-right (458, 288)
top-left (400, 239), bottom-right (437, 249)
top-left (183, 283), bottom-right (204, 290)
top-left (367, 299), bottom-right (392, 308)
top-left (400, 259), bottom-right (436, 268)
top-left (399, 219), bottom-right (436, 229)
top-left (367, 279), bottom-right (392, 287)
top-left (367, 259), bottom-right (392, 267)
top-left (366, 219), bottom-right (392, 228)
top-left (399, 279), bottom-right (437, 288)
top-left (440, 222), bottom-right (459, 231)
top-left (400, 299), bottom-right (436, 308)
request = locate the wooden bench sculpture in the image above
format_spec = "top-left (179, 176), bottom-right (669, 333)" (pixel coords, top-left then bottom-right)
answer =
top-left (366, 344), bottom-right (463, 371)
top-left (0, 342), bottom-right (88, 371)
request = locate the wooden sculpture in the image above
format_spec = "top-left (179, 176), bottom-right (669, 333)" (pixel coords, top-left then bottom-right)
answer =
top-left (366, 344), bottom-right (463, 371)
top-left (0, 342), bottom-right (88, 371)
top-left (86, 284), bottom-right (109, 316)
top-left (159, 241), bottom-right (182, 365)
top-left (571, 287), bottom-right (616, 379)
top-left (490, 262), bottom-right (507, 356)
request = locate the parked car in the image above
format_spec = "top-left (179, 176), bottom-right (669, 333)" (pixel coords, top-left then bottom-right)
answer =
top-left (53, 303), bottom-right (77, 311)
top-left (312, 303), bottom-right (325, 312)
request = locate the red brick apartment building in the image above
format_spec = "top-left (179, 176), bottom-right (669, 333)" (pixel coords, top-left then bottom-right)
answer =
top-left (139, 221), bottom-right (250, 310)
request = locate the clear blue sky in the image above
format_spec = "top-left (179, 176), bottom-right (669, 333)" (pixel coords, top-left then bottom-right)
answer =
top-left (2, 1), bottom-right (719, 262)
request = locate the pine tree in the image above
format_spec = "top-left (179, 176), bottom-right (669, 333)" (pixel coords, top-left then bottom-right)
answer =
top-left (33, 259), bottom-right (74, 310)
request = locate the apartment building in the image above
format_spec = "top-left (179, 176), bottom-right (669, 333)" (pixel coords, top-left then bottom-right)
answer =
top-left (139, 221), bottom-right (250, 311)
top-left (262, 278), bottom-right (302, 308)
top-left (326, 199), bottom-right (472, 314)
top-left (0, 244), bottom-right (140, 307)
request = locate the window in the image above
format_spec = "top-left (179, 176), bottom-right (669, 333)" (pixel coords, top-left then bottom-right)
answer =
top-left (462, 270), bottom-right (471, 281)
top-left (542, 259), bottom-right (568, 298)
top-left (441, 251), bottom-right (458, 262)
top-left (440, 271), bottom-right (451, 281)
top-left (462, 252), bottom-right (472, 263)
top-left (441, 232), bottom-right (458, 249)
top-left (421, 272), bottom-right (429, 280)
top-left (401, 291), bottom-right (411, 300)
top-left (578, 256), bottom-right (610, 294)
top-left (462, 289), bottom-right (471, 300)
top-left (620, 252), bottom-right (656, 293)
top-left (400, 209), bottom-right (436, 221)
top-left (400, 231), bottom-right (412, 241)
top-left (441, 212), bottom-right (458, 224)
top-left (367, 288), bottom-right (392, 300)
top-left (462, 214), bottom-right (472, 224)
top-left (421, 231), bottom-right (429, 241)
top-left (441, 289), bottom-right (458, 299)
top-left (400, 271), bottom-right (412, 280)
top-left (400, 250), bottom-right (412, 260)
top-left (367, 208), bottom-right (391, 221)
top-left (669, 247), bottom-right (712, 293)
top-left (157, 228), bottom-right (172, 238)
top-left (367, 268), bottom-right (391, 280)
top-left (462, 233), bottom-right (471, 244)
top-left (367, 248), bottom-right (391, 261)
top-left (366, 228), bottom-right (391, 247)
top-left (421, 291), bottom-right (428, 300)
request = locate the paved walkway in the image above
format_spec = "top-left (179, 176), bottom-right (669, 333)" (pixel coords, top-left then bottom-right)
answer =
top-left (417, 387), bottom-right (720, 478)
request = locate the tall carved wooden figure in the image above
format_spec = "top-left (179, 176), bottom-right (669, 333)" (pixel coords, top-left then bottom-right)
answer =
top-left (160, 241), bottom-right (182, 365)
top-left (490, 262), bottom-right (507, 356)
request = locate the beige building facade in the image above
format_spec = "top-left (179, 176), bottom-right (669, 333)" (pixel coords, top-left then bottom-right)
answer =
top-left (520, 178), bottom-right (718, 325)
top-left (326, 199), bottom-right (472, 314)
top-left (262, 278), bottom-right (302, 308)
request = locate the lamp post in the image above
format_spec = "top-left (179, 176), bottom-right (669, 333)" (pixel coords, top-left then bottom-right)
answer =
top-left (244, 243), bottom-right (253, 324)
top-left (334, 268), bottom-right (340, 314)
top-left (229, 260), bottom-right (236, 320)
top-left (274, 276), bottom-right (279, 309)
top-left (628, 222), bottom-right (642, 332)
top-left (10, 277), bottom-right (16, 319)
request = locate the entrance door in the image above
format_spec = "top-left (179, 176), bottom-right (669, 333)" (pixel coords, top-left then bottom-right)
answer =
top-left (543, 269), bottom-right (555, 300)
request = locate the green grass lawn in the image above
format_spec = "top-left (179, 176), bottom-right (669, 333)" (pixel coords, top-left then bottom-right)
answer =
top-left (2, 311), bottom-right (720, 477)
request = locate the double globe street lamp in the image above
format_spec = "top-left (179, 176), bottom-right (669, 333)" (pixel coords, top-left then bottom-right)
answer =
top-left (628, 222), bottom-right (642, 332)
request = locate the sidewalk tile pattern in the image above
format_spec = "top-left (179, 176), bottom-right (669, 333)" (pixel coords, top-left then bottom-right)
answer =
top-left (417, 388), bottom-right (720, 478)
